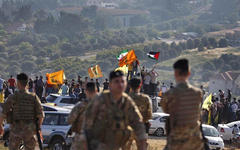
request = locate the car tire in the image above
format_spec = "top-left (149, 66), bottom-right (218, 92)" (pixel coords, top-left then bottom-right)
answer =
top-left (49, 137), bottom-right (66, 150)
top-left (154, 128), bottom-right (164, 137)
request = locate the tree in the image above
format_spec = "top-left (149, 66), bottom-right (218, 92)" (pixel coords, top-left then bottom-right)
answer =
top-left (201, 37), bottom-right (209, 47)
top-left (186, 39), bottom-right (194, 49)
top-left (211, 0), bottom-right (239, 23)
top-left (13, 5), bottom-right (32, 21)
top-left (198, 44), bottom-right (204, 52)
top-left (194, 39), bottom-right (201, 48)
top-left (21, 61), bottom-right (36, 73)
top-left (208, 37), bottom-right (218, 48)
top-left (218, 38), bottom-right (228, 48)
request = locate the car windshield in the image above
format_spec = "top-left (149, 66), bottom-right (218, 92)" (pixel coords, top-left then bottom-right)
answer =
top-left (227, 122), bottom-right (240, 128)
top-left (46, 95), bottom-right (57, 103)
top-left (203, 127), bottom-right (219, 137)
top-left (152, 116), bottom-right (159, 120)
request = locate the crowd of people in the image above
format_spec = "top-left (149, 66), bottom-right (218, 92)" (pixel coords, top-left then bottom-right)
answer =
top-left (201, 89), bottom-right (240, 126)
top-left (0, 75), bottom-right (111, 103)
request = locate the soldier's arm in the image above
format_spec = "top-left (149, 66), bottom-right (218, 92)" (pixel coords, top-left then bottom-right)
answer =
top-left (160, 93), bottom-right (169, 113)
top-left (34, 95), bottom-right (44, 127)
top-left (1, 94), bottom-right (14, 119)
top-left (145, 96), bottom-right (152, 121)
top-left (67, 103), bottom-right (83, 124)
top-left (127, 99), bottom-right (147, 140)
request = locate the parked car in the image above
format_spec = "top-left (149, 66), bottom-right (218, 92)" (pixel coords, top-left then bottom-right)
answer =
top-left (46, 94), bottom-right (79, 108)
top-left (149, 112), bottom-right (169, 137)
top-left (218, 121), bottom-right (240, 141)
top-left (202, 124), bottom-right (224, 150)
top-left (3, 106), bottom-right (72, 150)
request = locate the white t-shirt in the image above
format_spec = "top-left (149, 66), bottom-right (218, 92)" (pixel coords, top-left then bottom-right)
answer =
top-left (231, 103), bottom-right (238, 113)
top-left (161, 86), bottom-right (167, 93)
top-left (144, 75), bottom-right (151, 85)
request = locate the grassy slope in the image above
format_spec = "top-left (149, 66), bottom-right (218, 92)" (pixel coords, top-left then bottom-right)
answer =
top-left (155, 47), bottom-right (240, 85)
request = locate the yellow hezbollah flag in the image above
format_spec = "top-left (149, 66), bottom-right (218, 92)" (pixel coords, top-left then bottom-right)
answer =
top-left (46, 70), bottom-right (65, 85)
top-left (115, 65), bottom-right (128, 74)
top-left (119, 50), bottom-right (137, 67)
top-left (88, 65), bottom-right (103, 78)
top-left (202, 94), bottom-right (213, 111)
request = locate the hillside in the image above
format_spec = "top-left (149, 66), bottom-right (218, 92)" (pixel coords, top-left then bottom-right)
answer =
top-left (155, 47), bottom-right (240, 86)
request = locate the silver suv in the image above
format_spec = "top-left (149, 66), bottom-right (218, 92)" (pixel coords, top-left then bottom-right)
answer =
top-left (3, 104), bottom-right (72, 150)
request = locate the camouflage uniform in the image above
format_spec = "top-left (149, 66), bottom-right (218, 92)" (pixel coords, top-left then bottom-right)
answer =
top-left (68, 100), bottom-right (89, 150)
top-left (2, 90), bottom-right (44, 150)
top-left (160, 81), bottom-right (204, 150)
top-left (125, 92), bottom-right (152, 149)
top-left (82, 91), bottom-right (147, 150)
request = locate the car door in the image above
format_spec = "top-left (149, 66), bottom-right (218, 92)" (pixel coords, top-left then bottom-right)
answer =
top-left (57, 113), bottom-right (71, 135)
top-left (42, 113), bottom-right (59, 141)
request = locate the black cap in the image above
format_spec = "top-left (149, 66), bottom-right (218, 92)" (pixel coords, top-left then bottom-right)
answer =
top-left (173, 59), bottom-right (189, 75)
top-left (17, 73), bottom-right (28, 81)
top-left (109, 70), bottom-right (124, 81)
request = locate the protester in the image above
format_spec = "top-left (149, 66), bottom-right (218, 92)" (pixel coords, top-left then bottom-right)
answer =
top-left (170, 83), bottom-right (174, 89)
top-left (96, 79), bottom-right (100, 92)
top-left (45, 76), bottom-right (53, 96)
top-left (77, 76), bottom-right (83, 88)
top-left (227, 89), bottom-right (232, 102)
top-left (33, 76), bottom-right (38, 93)
top-left (36, 76), bottom-right (44, 99)
top-left (161, 83), bottom-right (167, 94)
top-left (73, 84), bottom-right (81, 98)
top-left (149, 68), bottom-right (159, 96)
top-left (28, 78), bottom-right (34, 92)
top-left (61, 80), bottom-right (69, 96)
top-left (232, 124), bottom-right (239, 141)
top-left (0, 77), bottom-right (5, 103)
top-left (7, 75), bottom-right (16, 93)
top-left (103, 78), bottom-right (109, 91)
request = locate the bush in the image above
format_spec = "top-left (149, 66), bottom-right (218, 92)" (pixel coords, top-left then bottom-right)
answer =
top-left (218, 38), bottom-right (228, 48)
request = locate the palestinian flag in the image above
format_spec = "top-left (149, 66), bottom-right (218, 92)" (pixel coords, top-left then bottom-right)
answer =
top-left (147, 52), bottom-right (160, 60)
top-left (117, 49), bottom-right (128, 60)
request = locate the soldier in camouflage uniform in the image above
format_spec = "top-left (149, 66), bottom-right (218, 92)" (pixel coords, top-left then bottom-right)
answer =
top-left (68, 82), bottom-right (98, 150)
top-left (81, 70), bottom-right (147, 150)
top-left (0, 73), bottom-right (44, 150)
top-left (125, 78), bottom-right (152, 150)
top-left (160, 59), bottom-right (204, 150)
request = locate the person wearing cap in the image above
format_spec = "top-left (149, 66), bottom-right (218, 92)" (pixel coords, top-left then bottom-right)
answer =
top-left (81, 70), bottom-right (147, 150)
top-left (0, 73), bottom-right (44, 150)
top-left (160, 59), bottom-right (204, 150)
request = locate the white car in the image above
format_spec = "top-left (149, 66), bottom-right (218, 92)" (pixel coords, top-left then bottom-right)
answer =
top-left (46, 94), bottom-right (79, 108)
top-left (202, 124), bottom-right (224, 150)
top-left (149, 112), bottom-right (169, 137)
top-left (218, 121), bottom-right (240, 141)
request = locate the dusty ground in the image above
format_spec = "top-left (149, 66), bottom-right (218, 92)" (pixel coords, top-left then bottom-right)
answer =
top-left (0, 137), bottom-right (239, 150)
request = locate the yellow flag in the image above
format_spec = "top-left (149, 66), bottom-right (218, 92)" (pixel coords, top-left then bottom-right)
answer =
top-left (115, 65), bottom-right (128, 74)
top-left (88, 65), bottom-right (103, 78)
top-left (119, 50), bottom-right (138, 67)
top-left (46, 70), bottom-right (65, 85)
top-left (202, 94), bottom-right (213, 111)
